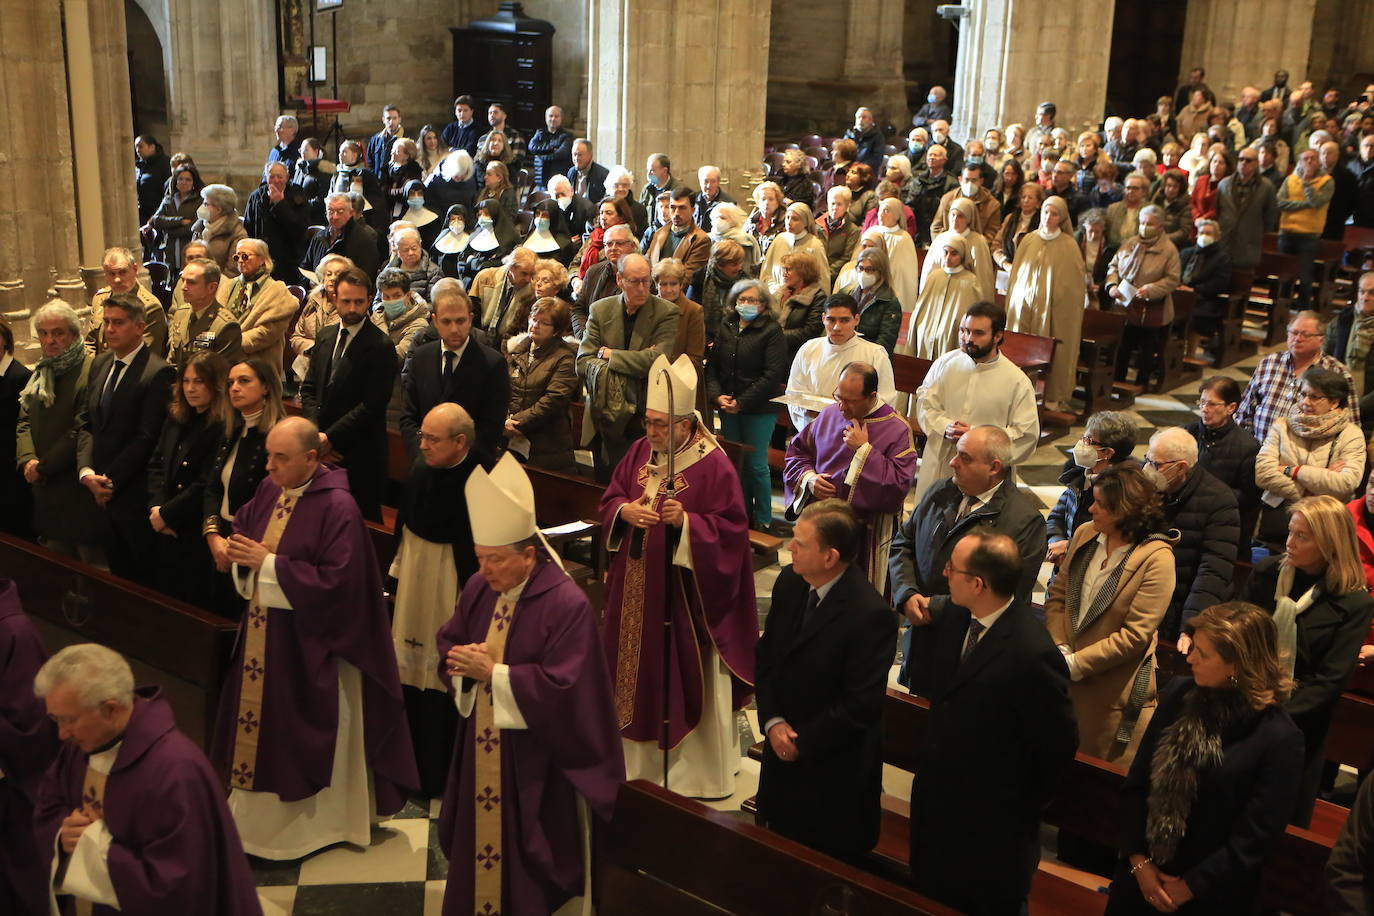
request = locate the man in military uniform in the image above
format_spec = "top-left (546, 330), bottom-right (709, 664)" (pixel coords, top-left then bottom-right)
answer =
top-left (86, 247), bottom-right (168, 357)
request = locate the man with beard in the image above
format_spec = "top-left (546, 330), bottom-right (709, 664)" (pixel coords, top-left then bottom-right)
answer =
top-left (912, 302), bottom-right (1039, 501)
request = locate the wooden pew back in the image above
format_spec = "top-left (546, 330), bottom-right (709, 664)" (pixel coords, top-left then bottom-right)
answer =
top-left (602, 780), bottom-right (962, 916)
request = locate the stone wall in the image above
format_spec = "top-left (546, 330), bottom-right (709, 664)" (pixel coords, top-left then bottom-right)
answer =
top-left (1177, 0), bottom-right (1317, 108)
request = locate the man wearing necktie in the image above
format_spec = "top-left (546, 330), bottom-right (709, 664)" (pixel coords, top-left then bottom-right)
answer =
top-left (300, 266), bottom-right (396, 521)
top-left (755, 498), bottom-right (895, 863)
top-left (903, 530), bottom-right (1077, 916)
top-left (75, 295), bottom-right (175, 584)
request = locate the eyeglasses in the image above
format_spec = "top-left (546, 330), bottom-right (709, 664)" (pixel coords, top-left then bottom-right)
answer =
top-left (418, 432), bottom-right (457, 446)
top-left (1080, 434), bottom-right (1104, 447)
top-left (943, 560), bottom-right (979, 581)
top-left (1196, 399), bottom-right (1228, 409)
top-left (1287, 330), bottom-right (1322, 340)
top-left (621, 277), bottom-right (650, 287)
top-left (1299, 391), bottom-right (1332, 402)
top-left (1145, 458), bottom-right (1182, 470)
top-left (736, 296), bottom-right (764, 305)
top-left (231, 253), bottom-right (257, 262)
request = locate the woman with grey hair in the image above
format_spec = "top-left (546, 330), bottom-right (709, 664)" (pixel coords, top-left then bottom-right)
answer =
top-left (1108, 203), bottom-right (1182, 390)
top-left (16, 301), bottom-right (102, 557)
top-left (192, 184), bottom-right (248, 278)
top-left (1046, 409), bottom-right (1140, 567)
top-left (1178, 218), bottom-right (1233, 359)
top-left (605, 165), bottom-right (649, 236)
top-left (708, 203), bottom-right (761, 269)
top-left (705, 278), bottom-right (787, 531)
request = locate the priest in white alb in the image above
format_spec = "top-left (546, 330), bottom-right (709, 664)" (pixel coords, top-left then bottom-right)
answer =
top-left (913, 301), bottom-right (1039, 501)
top-left (785, 294), bottom-right (896, 432)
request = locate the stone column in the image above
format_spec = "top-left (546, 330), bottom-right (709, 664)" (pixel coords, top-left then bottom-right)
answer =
top-left (587, 0), bottom-right (772, 206)
top-left (163, 0), bottom-right (280, 188)
top-left (1177, 0), bottom-right (1317, 105)
top-left (951, 0), bottom-right (1116, 140)
top-left (839, 0), bottom-right (909, 130)
top-left (0, 0), bottom-right (85, 321)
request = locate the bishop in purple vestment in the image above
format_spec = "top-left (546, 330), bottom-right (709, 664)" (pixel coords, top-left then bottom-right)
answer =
top-left (33, 646), bottom-right (261, 916)
top-left (437, 453), bottom-right (624, 916)
top-left (212, 418), bottom-right (416, 858)
top-left (783, 362), bottom-right (918, 592)
top-left (600, 356), bottom-right (759, 798)
top-left (0, 579), bottom-right (59, 915)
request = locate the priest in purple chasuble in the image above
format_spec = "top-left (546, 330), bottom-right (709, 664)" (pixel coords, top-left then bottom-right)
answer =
top-left (783, 361), bottom-right (918, 594)
top-left (213, 416), bottom-right (417, 860)
top-left (0, 579), bottom-right (60, 915)
top-left (33, 644), bottom-right (261, 916)
top-left (600, 353), bottom-right (759, 799)
top-left (437, 453), bottom-right (624, 916)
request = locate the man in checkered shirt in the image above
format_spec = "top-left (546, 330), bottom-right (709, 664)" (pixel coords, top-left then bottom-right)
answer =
top-left (1235, 310), bottom-right (1358, 445)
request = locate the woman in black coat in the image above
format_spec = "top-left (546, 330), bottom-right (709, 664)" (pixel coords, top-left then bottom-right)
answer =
top-left (332, 140), bottom-right (387, 232)
top-left (0, 318), bottom-right (32, 538)
top-left (148, 352), bottom-right (233, 608)
top-left (1244, 494), bottom-right (1374, 826)
top-left (705, 278), bottom-right (787, 532)
top-left (1107, 602), bottom-right (1303, 915)
top-left (382, 138), bottom-right (424, 221)
top-left (150, 165), bottom-right (204, 269)
top-left (202, 358), bottom-right (285, 619)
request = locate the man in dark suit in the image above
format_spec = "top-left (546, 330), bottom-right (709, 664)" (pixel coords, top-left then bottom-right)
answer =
top-left (300, 267), bottom-right (396, 521)
top-left (572, 224), bottom-right (637, 338)
top-left (905, 530), bottom-right (1077, 916)
top-left (889, 426), bottom-right (1047, 684)
top-left (76, 295), bottom-right (176, 585)
top-left (547, 175), bottom-right (597, 241)
top-left (567, 138), bottom-right (609, 205)
top-left (755, 499), bottom-right (895, 863)
top-left (399, 279), bottom-right (509, 468)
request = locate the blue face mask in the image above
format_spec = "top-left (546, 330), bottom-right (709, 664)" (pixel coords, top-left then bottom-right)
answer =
top-left (478, 216), bottom-right (493, 228)
top-left (407, 197), bottom-right (424, 210)
top-left (382, 298), bottom-right (407, 319)
top-left (909, 143), bottom-right (925, 156)
top-left (735, 303), bottom-right (760, 321)
top-left (534, 217), bottom-right (550, 232)
top-left (927, 93), bottom-right (939, 105)
top-left (967, 155), bottom-right (984, 165)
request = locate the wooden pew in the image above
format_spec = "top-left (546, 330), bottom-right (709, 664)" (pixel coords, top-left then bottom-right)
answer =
top-left (1314, 237), bottom-right (1347, 315)
top-left (0, 534), bottom-right (238, 749)
top-left (1076, 309), bottom-right (1126, 417)
top-left (1002, 330), bottom-right (1074, 439)
top-left (1211, 268), bottom-right (1256, 368)
top-left (602, 780), bottom-right (964, 916)
top-left (747, 687), bottom-right (1342, 916)
top-left (1156, 287), bottom-right (1204, 393)
top-left (1247, 250), bottom-right (1299, 347)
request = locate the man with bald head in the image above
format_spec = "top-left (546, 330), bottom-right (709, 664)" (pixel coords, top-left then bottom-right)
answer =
top-left (903, 529), bottom-right (1076, 915)
top-left (784, 361), bottom-right (917, 592)
top-left (890, 426), bottom-right (1047, 684)
top-left (213, 416), bottom-right (417, 860)
top-left (1144, 427), bottom-right (1239, 644)
top-left (577, 252), bottom-right (680, 480)
top-left (1319, 139), bottom-right (1358, 240)
top-left (389, 403), bottom-right (481, 796)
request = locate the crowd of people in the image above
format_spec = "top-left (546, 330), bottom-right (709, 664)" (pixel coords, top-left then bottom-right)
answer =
top-left (6, 70), bottom-right (1374, 916)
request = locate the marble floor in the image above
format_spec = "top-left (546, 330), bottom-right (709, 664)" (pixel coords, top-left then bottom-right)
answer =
top-left (252, 346), bottom-right (1271, 914)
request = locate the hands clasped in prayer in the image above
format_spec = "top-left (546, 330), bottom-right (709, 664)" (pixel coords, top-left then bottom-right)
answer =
top-left (224, 533), bottom-right (269, 570)
top-left (447, 643), bottom-right (494, 682)
top-left (60, 806), bottom-right (97, 854)
top-left (621, 497), bottom-right (685, 528)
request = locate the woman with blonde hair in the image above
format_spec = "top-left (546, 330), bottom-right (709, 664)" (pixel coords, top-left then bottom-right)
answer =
top-left (758, 201), bottom-right (832, 296)
top-left (474, 130), bottom-right (515, 185)
top-left (476, 160), bottom-right (518, 221)
top-left (776, 250), bottom-right (826, 358)
top-left (289, 254), bottom-right (354, 364)
top-left (384, 137), bottom-right (422, 219)
top-left (416, 125), bottom-right (449, 181)
top-left (1245, 494), bottom-right (1373, 826)
top-left (1045, 464), bottom-right (1176, 764)
top-left (1109, 601), bottom-right (1302, 915)
top-left (922, 197), bottom-right (997, 300)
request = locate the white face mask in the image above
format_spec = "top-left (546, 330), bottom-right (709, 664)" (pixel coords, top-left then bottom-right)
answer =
top-left (961, 181), bottom-right (977, 197)
top-left (196, 205), bottom-right (212, 222)
top-left (857, 270), bottom-right (877, 289)
top-left (1071, 439), bottom-right (1101, 469)
top-left (1196, 234), bottom-right (1216, 248)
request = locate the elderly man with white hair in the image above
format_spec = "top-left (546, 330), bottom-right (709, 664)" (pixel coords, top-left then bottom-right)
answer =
top-left (693, 165), bottom-right (735, 231)
top-left (267, 113), bottom-right (301, 170)
top-left (242, 160), bottom-right (311, 285)
top-left (1143, 427), bottom-right (1241, 646)
top-left (216, 238), bottom-right (298, 373)
top-left (33, 643), bottom-right (261, 914)
top-left (86, 246), bottom-right (168, 358)
top-left (546, 173), bottom-right (596, 240)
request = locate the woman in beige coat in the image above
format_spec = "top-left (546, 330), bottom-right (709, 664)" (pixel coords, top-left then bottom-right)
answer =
top-left (505, 297), bottom-right (579, 474)
top-left (1045, 464), bottom-right (1176, 765)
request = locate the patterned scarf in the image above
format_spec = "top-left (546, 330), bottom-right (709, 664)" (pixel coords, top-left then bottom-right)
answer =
top-left (1286, 405), bottom-right (1349, 441)
top-left (19, 339), bottom-right (85, 410)
top-left (1346, 310), bottom-right (1374, 398)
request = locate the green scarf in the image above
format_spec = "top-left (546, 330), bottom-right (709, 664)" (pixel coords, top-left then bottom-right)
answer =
top-left (19, 339), bottom-right (86, 410)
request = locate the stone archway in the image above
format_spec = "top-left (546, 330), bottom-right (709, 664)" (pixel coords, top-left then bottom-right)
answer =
top-left (125, 0), bottom-right (169, 141)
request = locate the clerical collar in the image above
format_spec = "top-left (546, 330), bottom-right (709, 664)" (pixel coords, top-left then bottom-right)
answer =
top-left (283, 476), bottom-right (313, 498)
top-left (500, 575), bottom-right (530, 604)
top-left (89, 731), bottom-right (125, 756)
